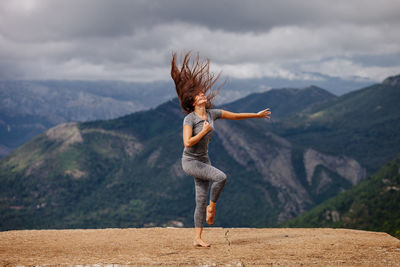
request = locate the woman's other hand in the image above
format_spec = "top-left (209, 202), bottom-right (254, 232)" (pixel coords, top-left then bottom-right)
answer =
top-left (202, 120), bottom-right (212, 133)
top-left (257, 108), bottom-right (271, 119)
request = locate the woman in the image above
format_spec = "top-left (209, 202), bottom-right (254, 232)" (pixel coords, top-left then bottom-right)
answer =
top-left (171, 51), bottom-right (271, 248)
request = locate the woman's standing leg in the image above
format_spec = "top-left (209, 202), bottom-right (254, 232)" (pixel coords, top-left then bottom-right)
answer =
top-left (193, 177), bottom-right (210, 228)
top-left (182, 157), bottom-right (227, 247)
top-left (193, 177), bottom-right (210, 247)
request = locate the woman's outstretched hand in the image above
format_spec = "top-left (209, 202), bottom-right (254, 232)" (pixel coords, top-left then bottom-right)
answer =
top-left (257, 108), bottom-right (271, 119)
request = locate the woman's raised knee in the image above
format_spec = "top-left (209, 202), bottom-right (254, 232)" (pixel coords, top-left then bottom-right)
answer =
top-left (216, 172), bottom-right (227, 183)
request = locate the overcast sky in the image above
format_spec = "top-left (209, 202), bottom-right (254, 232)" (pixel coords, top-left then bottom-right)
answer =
top-left (1, 0), bottom-right (400, 84)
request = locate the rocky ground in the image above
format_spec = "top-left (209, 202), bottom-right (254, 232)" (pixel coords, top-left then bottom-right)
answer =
top-left (1, 227), bottom-right (400, 266)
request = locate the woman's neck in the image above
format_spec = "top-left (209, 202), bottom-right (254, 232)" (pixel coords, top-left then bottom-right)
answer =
top-left (194, 105), bottom-right (206, 118)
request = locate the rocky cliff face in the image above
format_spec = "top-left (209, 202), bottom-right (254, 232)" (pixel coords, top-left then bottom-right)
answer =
top-left (215, 120), bottom-right (366, 222)
top-left (304, 148), bottom-right (366, 187)
top-left (45, 122), bottom-right (84, 152)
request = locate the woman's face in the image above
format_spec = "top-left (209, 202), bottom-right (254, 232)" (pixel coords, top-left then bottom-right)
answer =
top-left (194, 92), bottom-right (207, 107)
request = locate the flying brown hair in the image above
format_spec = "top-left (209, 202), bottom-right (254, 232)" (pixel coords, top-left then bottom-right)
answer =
top-left (171, 51), bottom-right (223, 114)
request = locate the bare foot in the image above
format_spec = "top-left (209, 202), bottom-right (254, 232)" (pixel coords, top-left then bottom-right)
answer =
top-left (193, 238), bottom-right (211, 248)
top-left (206, 205), bottom-right (215, 225)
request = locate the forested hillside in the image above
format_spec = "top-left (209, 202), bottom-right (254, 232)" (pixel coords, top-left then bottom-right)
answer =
top-left (1, 75), bottom-right (399, 230)
top-left (282, 156), bottom-right (400, 239)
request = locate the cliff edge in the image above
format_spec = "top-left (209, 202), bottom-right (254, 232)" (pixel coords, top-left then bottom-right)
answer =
top-left (1, 227), bottom-right (399, 266)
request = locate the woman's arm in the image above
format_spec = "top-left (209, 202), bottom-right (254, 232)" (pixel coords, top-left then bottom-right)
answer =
top-left (220, 108), bottom-right (270, 120)
top-left (183, 121), bottom-right (212, 148)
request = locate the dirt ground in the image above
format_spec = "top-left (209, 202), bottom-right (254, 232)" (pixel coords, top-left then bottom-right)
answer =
top-left (0, 227), bottom-right (399, 266)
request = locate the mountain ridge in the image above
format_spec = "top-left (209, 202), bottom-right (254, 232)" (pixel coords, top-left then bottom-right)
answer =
top-left (270, 75), bottom-right (400, 174)
top-left (1, 75), bottom-right (399, 230)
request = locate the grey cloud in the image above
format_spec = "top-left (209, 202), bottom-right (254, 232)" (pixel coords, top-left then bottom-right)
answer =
top-left (0, 0), bottom-right (399, 83)
top-left (2, 0), bottom-right (400, 42)
top-left (351, 52), bottom-right (400, 68)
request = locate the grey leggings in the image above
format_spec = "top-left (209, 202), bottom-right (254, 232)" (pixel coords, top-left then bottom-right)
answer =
top-left (181, 156), bottom-right (227, 227)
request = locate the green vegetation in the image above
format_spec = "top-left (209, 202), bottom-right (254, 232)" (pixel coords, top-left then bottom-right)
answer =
top-left (1, 76), bottom-right (399, 233)
top-left (282, 156), bottom-right (400, 239)
top-left (271, 82), bottom-right (400, 175)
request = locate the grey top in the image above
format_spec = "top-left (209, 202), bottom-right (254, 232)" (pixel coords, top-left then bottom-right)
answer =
top-left (182, 109), bottom-right (222, 159)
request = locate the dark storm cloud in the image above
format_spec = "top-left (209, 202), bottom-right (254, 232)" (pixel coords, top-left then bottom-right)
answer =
top-left (0, 0), bottom-right (399, 82)
top-left (3, 0), bottom-right (399, 39)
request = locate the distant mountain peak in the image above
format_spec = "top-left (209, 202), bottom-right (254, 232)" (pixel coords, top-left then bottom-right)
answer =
top-left (299, 85), bottom-right (336, 97)
top-left (382, 74), bottom-right (400, 86)
top-left (300, 85), bottom-right (323, 90)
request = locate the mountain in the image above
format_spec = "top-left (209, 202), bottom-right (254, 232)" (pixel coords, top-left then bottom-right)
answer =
top-left (223, 85), bottom-right (336, 119)
top-left (0, 74), bottom-right (374, 159)
top-left (382, 74), bottom-right (400, 87)
top-left (0, 80), bottom-right (176, 158)
top-left (281, 156), bottom-right (400, 239)
top-left (0, 80), bottom-right (328, 159)
top-left (270, 74), bottom-right (400, 175)
top-left (0, 73), bottom-right (371, 158)
top-left (1, 75), bottom-right (399, 230)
